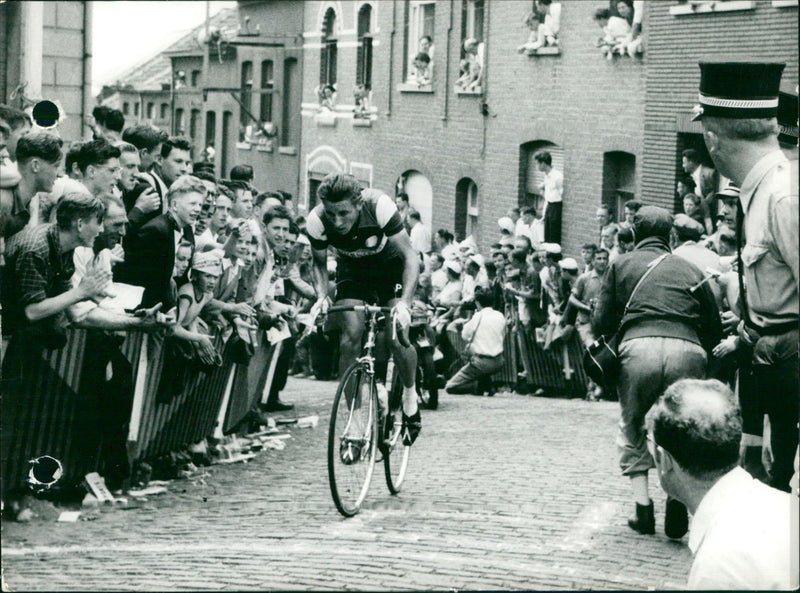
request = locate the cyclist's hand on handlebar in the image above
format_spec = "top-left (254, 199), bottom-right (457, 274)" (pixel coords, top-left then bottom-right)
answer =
top-left (392, 301), bottom-right (412, 330)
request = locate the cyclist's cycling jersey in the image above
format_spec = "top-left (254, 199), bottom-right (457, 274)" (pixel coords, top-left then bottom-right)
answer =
top-left (306, 189), bottom-right (405, 261)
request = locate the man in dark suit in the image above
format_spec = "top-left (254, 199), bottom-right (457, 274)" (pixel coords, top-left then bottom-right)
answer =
top-left (117, 175), bottom-right (203, 310)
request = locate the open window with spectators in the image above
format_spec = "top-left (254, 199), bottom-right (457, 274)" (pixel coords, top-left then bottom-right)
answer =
top-left (602, 151), bottom-right (636, 223)
top-left (518, 0), bottom-right (561, 57)
top-left (355, 4), bottom-right (374, 119)
top-left (318, 8), bottom-right (338, 111)
top-left (592, 0), bottom-right (643, 60)
top-left (456, 0), bottom-right (485, 94)
top-left (402, 0), bottom-right (436, 91)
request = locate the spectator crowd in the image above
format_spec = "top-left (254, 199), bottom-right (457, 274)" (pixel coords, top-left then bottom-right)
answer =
top-left (0, 56), bottom-right (797, 590)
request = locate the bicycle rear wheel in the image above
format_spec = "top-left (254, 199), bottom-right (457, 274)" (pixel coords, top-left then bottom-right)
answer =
top-left (383, 374), bottom-right (410, 494)
top-left (328, 362), bottom-right (378, 517)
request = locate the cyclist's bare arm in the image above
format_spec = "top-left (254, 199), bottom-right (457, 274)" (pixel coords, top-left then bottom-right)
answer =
top-left (386, 230), bottom-right (419, 308)
top-left (311, 246), bottom-right (329, 304)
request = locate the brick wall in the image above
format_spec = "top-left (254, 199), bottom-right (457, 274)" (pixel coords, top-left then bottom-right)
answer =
top-left (300, 0), bottom-right (647, 260)
top-left (642, 0), bottom-right (798, 210)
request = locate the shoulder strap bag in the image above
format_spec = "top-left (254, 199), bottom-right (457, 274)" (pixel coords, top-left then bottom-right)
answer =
top-left (582, 253), bottom-right (669, 387)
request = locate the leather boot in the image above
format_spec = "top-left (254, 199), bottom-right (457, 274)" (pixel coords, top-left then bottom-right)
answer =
top-left (627, 501), bottom-right (655, 535)
top-left (664, 496), bottom-right (689, 539)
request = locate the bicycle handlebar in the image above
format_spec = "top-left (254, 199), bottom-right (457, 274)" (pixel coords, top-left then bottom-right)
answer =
top-left (325, 304), bottom-right (411, 348)
top-left (327, 305), bottom-right (393, 314)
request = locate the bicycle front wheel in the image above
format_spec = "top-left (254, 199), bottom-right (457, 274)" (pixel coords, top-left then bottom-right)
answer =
top-left (383, 374), bottom-right (410, 494)
top-left (328, 362), bottom-right (378, 517)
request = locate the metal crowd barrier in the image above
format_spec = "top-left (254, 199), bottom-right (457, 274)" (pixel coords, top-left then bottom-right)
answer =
top-left (1, 325), bottom-right (282, 496)
top-left (514, 319), bottom-right (587, 398)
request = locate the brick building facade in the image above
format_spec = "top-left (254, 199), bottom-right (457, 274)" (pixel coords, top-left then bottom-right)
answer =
top-left (299, 0), bottom-right (797, 258)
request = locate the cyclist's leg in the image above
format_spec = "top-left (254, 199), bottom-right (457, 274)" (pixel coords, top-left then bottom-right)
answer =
top-left (330, 298), bottom-right (366, 379)
top-left (387, 296), bottom-right (421, 445)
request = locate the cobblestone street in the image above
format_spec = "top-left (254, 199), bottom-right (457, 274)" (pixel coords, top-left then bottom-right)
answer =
top-left (1, 377), bottom-right (693, 591)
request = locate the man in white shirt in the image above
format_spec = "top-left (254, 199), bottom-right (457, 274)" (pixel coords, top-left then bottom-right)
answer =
top-left (646, 379), bottom-right (799, 591)
top-left (536, 151), bottom-right (563, 244)
top-left (445, 289), bottom-right (506, 396)
top-left (407, 209), bottom-right (431, 254)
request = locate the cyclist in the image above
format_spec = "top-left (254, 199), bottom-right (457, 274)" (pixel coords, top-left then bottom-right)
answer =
top-left (308, 173), bottom-right (421, 445)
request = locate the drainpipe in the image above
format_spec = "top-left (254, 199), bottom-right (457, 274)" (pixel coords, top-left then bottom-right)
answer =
top-left (387, 0), bottom-right (396, 117)
top-left (480, 0), bottom-right (489, 157)
top-left (441, 0), bottom-right (453, 122)
top-left (82, 1), bottom-right (92, 139)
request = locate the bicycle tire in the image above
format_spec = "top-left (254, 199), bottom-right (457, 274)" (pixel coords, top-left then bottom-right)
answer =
top-left (417, 350), bottom-right (439, 410)
top-left (327, 362), bottom-right (378, 517)
top-left (383, 373), bottom-right (410, 494)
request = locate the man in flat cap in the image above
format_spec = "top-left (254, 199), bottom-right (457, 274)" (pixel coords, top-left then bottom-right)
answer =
top-left (593, 206), bottom-right (722, 539)
top-left (672, 213), bottom-right (723, 309)
top-left (695, 61), bottom-right (799, 493)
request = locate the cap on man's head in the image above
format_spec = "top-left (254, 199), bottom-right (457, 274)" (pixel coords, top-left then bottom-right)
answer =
top-left (468, 254), bottom-right (485, 268)
top-left (673, 214), bottom-right (705, 242)
top-left (633, 206), bottom-right (673, 242)
top-left (541, 242), bottom-right (562, 255)
top-left (558, 257), bottom-right (579, 272)
top-left (692, 61), bottom-right (785, 122)
top-left (444, 260), bottom-right (462, 275)
top-left (497, 216), bottom-right (515, 234)
top-left (715, 184), bottom-right (740, 202)
top-left (777, 86), bottom-right (798, 147)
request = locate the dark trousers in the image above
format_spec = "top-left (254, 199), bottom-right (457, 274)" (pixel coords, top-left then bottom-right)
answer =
top-left (544, 201), bottom-right (562, 244)
top-left (752, 355), bottom-right (799, 493)
top-left (83, 332), bottom-right (134, 489)
top-left (267, 334), bottom-right (296, 406)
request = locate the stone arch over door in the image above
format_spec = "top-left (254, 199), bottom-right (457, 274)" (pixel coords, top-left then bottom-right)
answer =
top-left (305, 145), bottom-right (347, 210)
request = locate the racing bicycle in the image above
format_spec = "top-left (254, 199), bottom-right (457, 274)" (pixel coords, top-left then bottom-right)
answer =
top-left (326, 304), bottom-right (411, 517)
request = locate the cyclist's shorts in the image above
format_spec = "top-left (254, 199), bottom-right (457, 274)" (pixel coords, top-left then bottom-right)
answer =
top-left (335, 255), bottom-right (404, 306)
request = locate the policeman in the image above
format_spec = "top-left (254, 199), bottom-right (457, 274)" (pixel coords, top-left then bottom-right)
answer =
top-left (693, 61), bottom-right (799, 492)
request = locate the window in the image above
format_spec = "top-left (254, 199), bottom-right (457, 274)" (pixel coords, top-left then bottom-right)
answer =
top-left (455, 178), bottom-right (479, 242)
top-left (146, 102), bottom-right (154, 119)
top-left (191, 70), bottom-right (201, 87)
top-left (122, 102), bottom-right (129, 115)
top-left (320, 8), bottom-right (338, 87)
top-left (239, 61), bottom-right (253, 142)
top-left (134, 102), bottom-right (140, 117)
top-left (602, 151), bottom-right (636, 222)
top-left (519, 140), bottom-right (563, 216)
top-left (160, 103), bottom-right (169, 120)
top-left (281, 57), bottom-right (300, 148)
top-left (205, 110), bottom-right (216, 148)
top-left (175, 108), bottom-right (185, 135)
top-left (221, 110), bottom-right (232, 177)
top-left (190, 109), bottom-right (200, 140)
top-left (404, 1), bottom-right (436, 84)
top-left (356, 4), bottom-right (373, 90)
top-left (456, 0), bottom-right (484, 92)
top-left (260, 60), bottom-right (274, 124)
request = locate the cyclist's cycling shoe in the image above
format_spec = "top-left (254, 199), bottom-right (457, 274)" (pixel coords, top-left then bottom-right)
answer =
top-left (340, 439), bottom-right (362, 465)
top-left (401, 410), bottom-right (421, 446)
